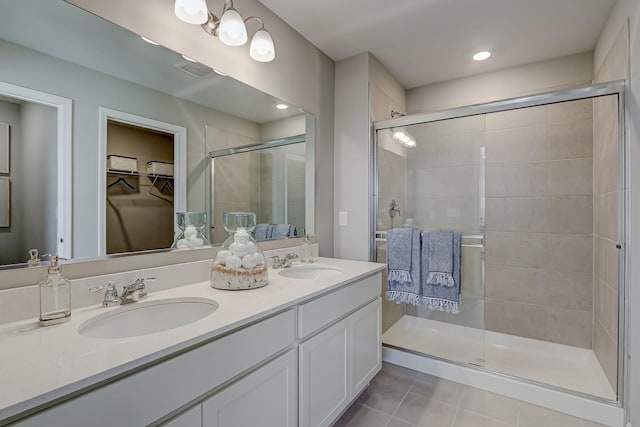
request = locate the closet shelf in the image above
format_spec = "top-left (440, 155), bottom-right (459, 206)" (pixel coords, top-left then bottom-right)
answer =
top-left (107, 169), bottom-right (174, 180)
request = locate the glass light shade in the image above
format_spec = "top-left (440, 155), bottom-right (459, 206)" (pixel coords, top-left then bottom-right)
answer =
top-left (218, 8), bottom-right (248, 46)
top-left (249, 29), bottom-right (275, 62)
top-left (174, 0), bottom-right (208, 25)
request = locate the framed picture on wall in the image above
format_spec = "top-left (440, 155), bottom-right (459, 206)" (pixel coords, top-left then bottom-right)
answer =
top-left (0, 123), bottom-right (8, 174)
top-left (0, 177), bottom-right (9, 227)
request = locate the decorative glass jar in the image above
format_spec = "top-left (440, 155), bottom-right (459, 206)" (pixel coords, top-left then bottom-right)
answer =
top-left (211, 212), bottom-right (268, 290)
top-left (172, 212), bottom-right (211, 249)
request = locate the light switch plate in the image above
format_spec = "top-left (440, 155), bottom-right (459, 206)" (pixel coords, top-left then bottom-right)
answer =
top-left (339, 211), bottom-right (348, 226)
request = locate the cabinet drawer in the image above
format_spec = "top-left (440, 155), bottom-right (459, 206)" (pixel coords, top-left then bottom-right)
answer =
top-left (16, 309), bottom-right (296, 427)
top-left (298, 273), bottom-right (380, 339)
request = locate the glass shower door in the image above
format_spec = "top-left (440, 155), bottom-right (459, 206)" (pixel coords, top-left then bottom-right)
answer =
top-left (377, 116), bottom-right (486, 367)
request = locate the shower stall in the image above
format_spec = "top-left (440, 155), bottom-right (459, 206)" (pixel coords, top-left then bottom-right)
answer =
top-left (371, 82), bottom-right (626, 415)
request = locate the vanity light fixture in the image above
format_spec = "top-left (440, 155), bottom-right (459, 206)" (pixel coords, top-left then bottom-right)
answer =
top-left (174, 0), bottom-right (276, 63)
top-left (473, 50), bottom-right (491, 61)
top-left (390, 110), bottom-right (417, 148)
top-left (276, 103), bottom-right (288, 110)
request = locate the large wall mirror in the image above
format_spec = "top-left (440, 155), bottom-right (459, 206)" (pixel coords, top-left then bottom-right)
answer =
top-left (0, 0), bottom-right (315, 268)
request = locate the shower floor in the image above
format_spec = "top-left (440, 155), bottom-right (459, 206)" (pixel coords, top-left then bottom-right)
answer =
top-left (382, 315), bottom-right (616, 401)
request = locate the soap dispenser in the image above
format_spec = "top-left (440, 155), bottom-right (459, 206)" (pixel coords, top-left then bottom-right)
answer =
top-left (300, 234), bottom-right (313, 263)
top-left (38, 255), bottom-right (71, 326)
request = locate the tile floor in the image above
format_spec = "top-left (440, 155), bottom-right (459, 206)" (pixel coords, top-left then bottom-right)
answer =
top-left (333, 363), bottom-right (607, 427)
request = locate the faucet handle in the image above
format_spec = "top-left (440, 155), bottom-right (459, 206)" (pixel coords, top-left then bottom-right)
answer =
top-left (89, 282), bottom-right (120, 307)
top-left (270, 255), bottom-right (282, 269)
top-left (283, 253), bottom-right (299, 268)
top-left (134, 277), bottom-right (156, 288)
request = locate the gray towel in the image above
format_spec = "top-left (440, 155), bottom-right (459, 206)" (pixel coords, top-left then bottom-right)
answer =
top-left (385, 228), bottom-right (421, 304)
top-left (272, 224), bottom-right (292, 239)
top-left (254, 223), bottom-right (270, 241)
top-left (288, 225), bottom-right (298, 237)
top-left (425, 229), bottom-right (457, 287)
top-left (420, 230), bottom-right (461, 314)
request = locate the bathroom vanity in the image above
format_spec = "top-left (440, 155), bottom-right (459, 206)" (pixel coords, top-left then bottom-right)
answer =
top-left (0, 258), bottom-right (384, 427)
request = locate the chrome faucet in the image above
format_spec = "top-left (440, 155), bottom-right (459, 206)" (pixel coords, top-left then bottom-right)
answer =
top-left (120, 278), bottom-right (153, 304)
top-left (283, 253), bottom-right (299, 268)
top-left (270, 253), bottom-right (299, 269)
top-left (89, 282), bottom-right (120, 307)
top-left (90, 277), bottom-right (155, 306)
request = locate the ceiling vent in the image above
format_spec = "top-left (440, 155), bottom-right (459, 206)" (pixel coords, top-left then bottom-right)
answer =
top-left (174, 60), bottom-right (216, 78)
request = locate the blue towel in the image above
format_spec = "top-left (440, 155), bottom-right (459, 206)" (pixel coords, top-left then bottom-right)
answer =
top-left (420, 230), bottom-right (461, 313)
top-left (288, 225), bottom-right (298, 237)
top-left (272, 224), bottom-right (292, 239)
top-left (255, 224), bottom-right (270, 241)
top-left (425, 229), bottom-right (457, 287)
top-left (385, 228), bottom-right (421, 304)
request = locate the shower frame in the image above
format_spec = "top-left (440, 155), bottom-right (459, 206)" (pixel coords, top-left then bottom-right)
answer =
top-left (370, 80), bottom-right (628, 408)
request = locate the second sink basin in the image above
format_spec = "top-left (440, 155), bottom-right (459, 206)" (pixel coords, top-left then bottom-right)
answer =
top-left (278, 264), bottom-right (344, 280)
top-left (79, 297), bottom-right (218, 339)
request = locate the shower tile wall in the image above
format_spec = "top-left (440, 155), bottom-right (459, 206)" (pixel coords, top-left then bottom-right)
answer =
top-left (484, 100), bottom-right (594, 347)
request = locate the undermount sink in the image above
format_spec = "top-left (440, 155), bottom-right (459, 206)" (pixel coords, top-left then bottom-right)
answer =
top-left (278, 264), bottom-right (344, 280)
top-left (79, 297), bottom-right (218, 339)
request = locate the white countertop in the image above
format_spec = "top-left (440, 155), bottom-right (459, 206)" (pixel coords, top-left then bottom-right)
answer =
top-left (0, 257), bottom-right (384, 424)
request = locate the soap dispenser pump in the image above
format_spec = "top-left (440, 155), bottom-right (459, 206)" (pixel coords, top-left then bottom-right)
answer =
top-left (38, 255), bottom-right (71, 326)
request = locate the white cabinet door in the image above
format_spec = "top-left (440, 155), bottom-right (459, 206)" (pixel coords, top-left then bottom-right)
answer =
top-left (350, 298), bottom-right (382, 397)
top-left (299, 318), bottom-right (349, 427)
top-left (202, 349), bottom-right (297, 427)
top-left (162, 405), bottom-right (202, 427)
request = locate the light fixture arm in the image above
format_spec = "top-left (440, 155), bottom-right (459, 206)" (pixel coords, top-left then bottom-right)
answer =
top-left (244, 16), bottom-right (266, 30)
top-left (200, 0), bottom-right (237, 35)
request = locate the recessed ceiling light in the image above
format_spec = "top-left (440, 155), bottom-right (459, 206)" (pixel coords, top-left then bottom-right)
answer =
top-left (276, 104), bottom-right (288, 110)
top-left (213, 69), bottom-right (227, 76)
top-left (141, 36), bottom-right (160, 45)
top-left (473, 51), bottom-right (491, 61)
top-left (182, 54), bottom-right (198, 62)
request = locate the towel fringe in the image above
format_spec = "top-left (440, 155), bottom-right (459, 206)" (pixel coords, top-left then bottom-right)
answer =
top-left (385, 291), bottom-right (460, 314)
top-left (426, 271), bottom-right (455, 288)
top-left (388, 269), bottom-right (412, 285)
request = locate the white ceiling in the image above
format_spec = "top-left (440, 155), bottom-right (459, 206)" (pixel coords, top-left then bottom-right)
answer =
top-left (258, 0), bottom-right (617, 89)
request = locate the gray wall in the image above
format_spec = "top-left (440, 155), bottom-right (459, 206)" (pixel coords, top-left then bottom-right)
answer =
top-left (19, 102), bottom-right (58, 259)
top-left (334, 52), bottom-right (406, 261)
top-left (407, 53), bottom-right (594, 114)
